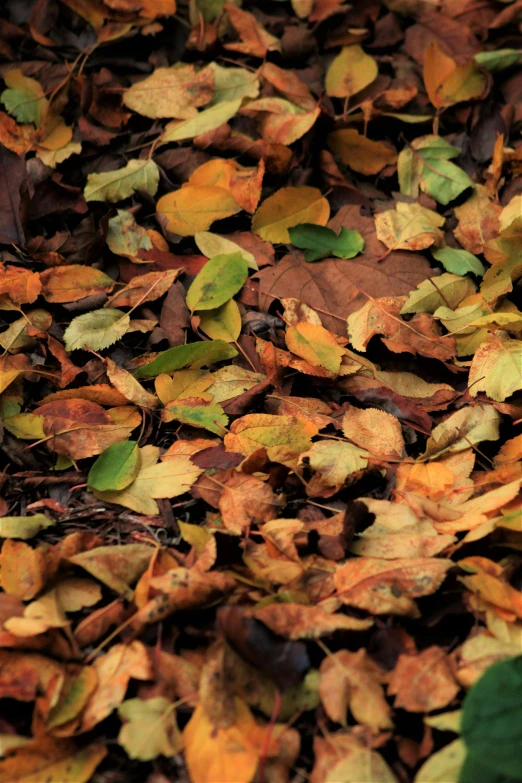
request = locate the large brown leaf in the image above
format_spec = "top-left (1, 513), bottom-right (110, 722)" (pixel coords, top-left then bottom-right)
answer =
top-left (257, 206), bottom-right (436, 334)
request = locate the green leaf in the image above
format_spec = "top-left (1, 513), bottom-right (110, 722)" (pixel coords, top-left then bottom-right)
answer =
top-left (1, 68), bottom-right (48, 126)
top-left (398, 135), bottom-right (473, 205)
top-left (186, 253), bottom-right (248, 312)
top-left (161, 99), bottom-right (242, 144)
top-left (0, 514), bottom-right (54, 540)
top-left (163, 399), bottom-right (229, 435)
top-left (432, 247), bottom-right (485, 277)
top-left (84, 159), bottom-right (159, 203)
top-left (198, 299), bottom-right (242, 342)
top-left (474, 50), bottom-right (522, 72)
top-left (208, 63), bottom-right (260, 105)
top-left (134, 340), bottom-right (238, 379)
top-left (288, 224), bottom-right (364, 262)
top-left (461, 655), bottom-right (522, 781)
top-left (64, 309), bottom-right (130, 352)
top-left (459, 752), bottom-right (517, 783)
top-left (88, 441), bottom-right (141, 492)
top-left (400, 273), bottom-right (476, 314)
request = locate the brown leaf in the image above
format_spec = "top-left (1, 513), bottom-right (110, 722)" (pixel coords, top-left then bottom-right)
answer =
top-left (257, 206), bottom-right (436, 335)
top-left (0, 143), bottom-right (25, 245)
top-left (388, 646), bottom-right (460, 712)
top-left (319, 649), bottom-right (393, 731)
top-left (219, 473), bottom-right (285, 534)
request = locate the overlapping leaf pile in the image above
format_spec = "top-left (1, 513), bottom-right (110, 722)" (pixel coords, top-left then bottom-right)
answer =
top-left (0, 1), bottom-right (521, 781)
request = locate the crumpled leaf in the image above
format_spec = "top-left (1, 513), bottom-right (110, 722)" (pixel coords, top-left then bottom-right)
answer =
top-left (224, 413), bottom-right (317, 466)
top-left (300, 440), bottom-right (369, 497)
top-left (375, 202), bottom-right (444, 252)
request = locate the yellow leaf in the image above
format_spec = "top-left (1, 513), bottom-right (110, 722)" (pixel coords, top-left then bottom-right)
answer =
top-left (0, 737), bottom-right (106, 783)
top-left (123, 64), bottom-right (214, 119)
top-left (286, 322), bottom-right (344, 375)
top-left (184, 699), bottom-right (277, 783)
top-left (161, 99), bottom-right (242, 144)
top-left (468, 336), bottom-right (522, 401)
top-left (187, 158), bottom-right (264, 213)
top-left (94, 445), bottom-right (203, 515)
top-left (198, 299), bottom-right (242, 342)
top-left (375, 202), bottom-right (444, 252)
top-left (328, 129), bottom-right (397, 175)
top-left (155, 370), bottom-right (213, 404)
top-left (195, 230), bottom-right (257, 270)
top-left (301, 440), bottom-right (369, 497)
top-left (424, 43), bottom-right (487, 109)
top-left (343, 406), bottom-right (405, 459)
top-left (156, 186), bottom-right (241, 237)
top-left (225, 413), bottom-right (317, 466)
top-left (106, 359), bottom-right (159, 409)
top-left (118, 697), bottom-right (182, 761)
top-left (413, 739), bottom-right (465, 783)
top-left (325, 45), bottom-right (378, 98)
top-left (252, 186), bottom-right (330, 243)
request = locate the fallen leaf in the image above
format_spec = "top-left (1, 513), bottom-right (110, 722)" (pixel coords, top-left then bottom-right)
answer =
top-left (84, 159), bottom-right (159, 202)
top-left (325, 45), bottom-right (378, 98)
top-left (334, 557), bottom-right (451, 616)
top-left (398, 135), bottom-right (472, 205)
top-left (343, 406), bottom-right (404, 460)
top-left (186, 252), bottom-right (248, 311)
top-left (319, 649), bottom-right (392, 731)
top-left (375, 202), bottom-right (444, 252)
top-left (123, 64), bottom-right (214, 119)
top-left (388, 646), bottom-right (460, 712)
top-left (0, 737), bottom-right (106, 783)
top-left (187, 158), bottom-right (264, 213)
top-left (40, 265), bottom-right (115, 303)
top-left (156, 186), bottom-right (241, 237)
top-left (252, 187), bottom-right (330, 243)
top-left (328, 129), bottom-right (397, 175)
top-left (118, 697), bottom-right (181, 760)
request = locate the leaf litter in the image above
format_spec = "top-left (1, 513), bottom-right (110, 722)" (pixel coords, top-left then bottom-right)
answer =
top-left (0, 2), bottom-right (521, 783)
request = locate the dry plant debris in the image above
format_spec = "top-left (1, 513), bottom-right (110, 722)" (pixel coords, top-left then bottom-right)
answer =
top-left (0, 1), bottom-right (521, 782)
